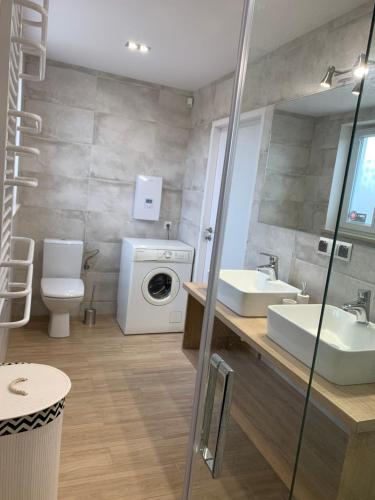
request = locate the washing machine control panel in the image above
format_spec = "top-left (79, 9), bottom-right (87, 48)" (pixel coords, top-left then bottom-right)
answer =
top-left (135, 248), bottom-right (193, 263)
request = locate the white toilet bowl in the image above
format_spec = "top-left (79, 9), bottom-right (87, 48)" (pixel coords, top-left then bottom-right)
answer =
top-left (41, 278), bottom-right (84, 338)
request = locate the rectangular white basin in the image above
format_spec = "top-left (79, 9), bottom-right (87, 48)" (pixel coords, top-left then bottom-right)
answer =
top-left (217, 270), bottom-right (300, 317)
top-left (267, 304), bottom-right (375, 385)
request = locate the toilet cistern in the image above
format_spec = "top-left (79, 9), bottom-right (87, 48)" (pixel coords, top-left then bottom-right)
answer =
top-left (257, 252), bottom-right (279, 281)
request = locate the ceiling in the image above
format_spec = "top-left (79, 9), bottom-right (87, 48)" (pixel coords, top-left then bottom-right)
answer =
top-left (43, 0), bottom-right (368, 91)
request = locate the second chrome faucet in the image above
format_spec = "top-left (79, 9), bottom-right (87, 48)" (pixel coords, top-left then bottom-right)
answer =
top-left (342, 289), bottom-right (371, 324)
top-left (257, 252), bottom-right (279, 281)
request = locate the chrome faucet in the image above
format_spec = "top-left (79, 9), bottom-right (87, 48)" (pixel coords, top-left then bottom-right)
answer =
top-left (257, 252), bottom-right (279, 281)
top-left (342, 289), bottom-right (371, 324)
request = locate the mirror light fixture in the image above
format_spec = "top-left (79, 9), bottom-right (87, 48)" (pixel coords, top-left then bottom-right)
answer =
top-left (126, 40), bottom-right (151, 53)
top-left (320, 53), bottom-right (373, 94)
top-left (353, 53), bottom-right (369, 79)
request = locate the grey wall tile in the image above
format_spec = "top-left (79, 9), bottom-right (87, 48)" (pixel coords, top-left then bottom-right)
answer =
top-left (20, 62), bottom-right (190, 316)
top-left (179, 220), bottom-right (200, 249)
top-left (25, 63), bottom-right (97, 110)
top-left (83, 272), bottom-right (118, 302)
top-left (87, 179), bottom-right (133, 214)
top-left (213, 77), bottom-right (234, 119)
top-left (22, 136), bottom-right (91, 179)
top-left (94, 112), bottom-right (156, 153)
top-left (19, 173), bottom-right (88, 211)
top-left (96, 77), bottom-right (159, 121)
top-left (90, 144), bottom-right (152, 182)
top-left (84, 242), bottom-right (121, 273)
top-left (26, 98), bottom-right (94, 144)
top-left (158, 88), bottom-right (192, 129)
top-left (16, 206), bottom-right (85, 241)
top-left (180, 189), bottom-right (203, 225)
top-left (160, 188), bottom-right (182, 221)
top-left (155, 123), bottom-right (190, 163)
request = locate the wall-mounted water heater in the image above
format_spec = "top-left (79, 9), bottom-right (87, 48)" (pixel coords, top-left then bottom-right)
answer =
top-left (133, 175), bottom-right (163, 221)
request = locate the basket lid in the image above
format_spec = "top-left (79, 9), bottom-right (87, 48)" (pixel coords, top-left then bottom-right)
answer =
top-left (0, 363), bottom-right (71, 420)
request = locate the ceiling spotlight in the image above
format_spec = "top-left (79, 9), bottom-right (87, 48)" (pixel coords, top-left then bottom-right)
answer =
top-left (125, 41), bottom-right (151, 53)
top-left (320, 66), bottom-right (336, 88)
top-left (353, 53), bottom-right (369, 79)
top-left (352, 81), bottom-right (361, 96)
top-left (126, 40), bottom-right (138, 51)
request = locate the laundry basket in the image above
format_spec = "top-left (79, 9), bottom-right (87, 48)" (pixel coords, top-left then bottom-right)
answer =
top-left (0, 362), bottom-right (71, 500)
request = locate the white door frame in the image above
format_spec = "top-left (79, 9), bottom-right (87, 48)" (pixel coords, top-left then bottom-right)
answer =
top-left (194, 107), bottom-right (266, 282)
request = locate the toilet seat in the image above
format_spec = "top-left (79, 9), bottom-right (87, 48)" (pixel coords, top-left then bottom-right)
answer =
top-left (41, 278), bottom-right (84, 299)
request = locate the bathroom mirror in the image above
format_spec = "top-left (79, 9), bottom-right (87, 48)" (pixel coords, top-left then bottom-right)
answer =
top-left (259, 76), bottom-right (375, 241)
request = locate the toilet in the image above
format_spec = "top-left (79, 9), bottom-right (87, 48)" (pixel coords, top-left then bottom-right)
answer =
top-left (41, 239), bottom-right (84, 338)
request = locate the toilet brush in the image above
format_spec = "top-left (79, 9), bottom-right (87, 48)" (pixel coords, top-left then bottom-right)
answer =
top-left (83, 284), bottom-right (96, 326)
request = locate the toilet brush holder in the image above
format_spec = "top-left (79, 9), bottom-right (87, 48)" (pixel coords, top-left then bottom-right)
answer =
top-left (84, 307), bottom-right (96, 326)
top-left (83, 284), bottom-right (96, 326)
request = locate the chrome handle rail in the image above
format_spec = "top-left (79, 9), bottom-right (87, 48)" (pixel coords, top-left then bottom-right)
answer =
top-left (200, 353), bottom-right (234, 478)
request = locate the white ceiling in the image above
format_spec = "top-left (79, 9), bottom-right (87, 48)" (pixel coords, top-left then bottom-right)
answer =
top-left (44, 0), bottom-right (368, 91)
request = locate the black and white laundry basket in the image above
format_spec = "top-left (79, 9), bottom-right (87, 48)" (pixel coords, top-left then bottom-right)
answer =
top-left (0, 362), bottom-right (71, 500)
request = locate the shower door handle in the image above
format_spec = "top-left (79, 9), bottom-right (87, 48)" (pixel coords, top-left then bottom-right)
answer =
top-left (200, 353), bottom-right (234, 478)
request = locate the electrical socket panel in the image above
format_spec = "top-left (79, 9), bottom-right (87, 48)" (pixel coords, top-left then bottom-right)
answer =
top-left (334, 240), bottom-right (352, 262)
top-left (317, 237), bottom-right (333, 256)
top-left (317, 237), bottom-right (352, 262)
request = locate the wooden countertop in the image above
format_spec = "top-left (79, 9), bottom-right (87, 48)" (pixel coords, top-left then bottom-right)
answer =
top-left (184, 282), bottom-right (375, 434)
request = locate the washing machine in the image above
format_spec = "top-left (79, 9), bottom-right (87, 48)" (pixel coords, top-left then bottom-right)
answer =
top-left (117, 238), bottom-right (194, 334)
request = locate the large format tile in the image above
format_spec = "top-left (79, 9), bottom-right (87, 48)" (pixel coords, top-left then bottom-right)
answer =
top-left (94, 113), bottom-right (156, 153)
top-left (96, 77), bottom-right (159, 121)
top-left (84, 241), bottom-right (121, 273)
top-left (25, 99), bottom-right (95, 144)
top-left (213, 76), bottom-right (234, 119)
top-left (158, 88), bottom-right (192, 129)
top-left (15, 206), bottom-right (85, 241)
top-left (19, 173), bottom-right (88, 211)
top-left (87, 178), bottom-right (134, 214)
top-left (22, 136), bottom-right (91, 179)
top-left (160, 188), bottom-right (183, 221)
top-left (83, 271), bottom-right (118, 302)
top-left (180, 190), bottom-right (203, 225)
top-left (178, 220), bottom-right (200, 250)
top-left (25, 63), bottom-right (97, 110)
top-left (90, 144), bottom-right (152, 182)
top-left (155, 124), bottom-right (190, 163)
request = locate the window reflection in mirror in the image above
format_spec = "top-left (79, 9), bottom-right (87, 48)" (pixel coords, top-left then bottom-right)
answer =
top-left (261, 77), bottom-right (375, 242)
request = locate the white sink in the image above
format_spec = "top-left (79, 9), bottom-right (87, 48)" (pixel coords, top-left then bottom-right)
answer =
top-left (217, 270), bottom-right (300, 317)
top-left (267, 304), bottom-right (375, 385)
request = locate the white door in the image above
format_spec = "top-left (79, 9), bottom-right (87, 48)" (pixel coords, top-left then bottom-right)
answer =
top-left (195, 111), bottom-right (264, 282)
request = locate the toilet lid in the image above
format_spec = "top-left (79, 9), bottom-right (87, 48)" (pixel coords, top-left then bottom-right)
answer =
top-left (41, 278), bottom-right (84, 298)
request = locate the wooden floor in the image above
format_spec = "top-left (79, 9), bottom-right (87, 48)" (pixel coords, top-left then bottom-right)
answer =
top-left (6, 316), bottom-right (289, 500)
top-left (6, 316), bottom-right (196, 500)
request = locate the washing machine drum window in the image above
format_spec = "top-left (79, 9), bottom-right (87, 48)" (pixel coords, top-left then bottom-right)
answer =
top-left (142, 268), bottom-right (180, 306)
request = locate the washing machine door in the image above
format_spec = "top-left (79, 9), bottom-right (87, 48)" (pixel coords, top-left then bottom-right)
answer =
top-left (142, 267), bottom-right (180, 306)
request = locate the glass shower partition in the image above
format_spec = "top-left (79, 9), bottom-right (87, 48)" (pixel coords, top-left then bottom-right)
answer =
top-left (182, 0), bottom-right (375, 499)
top-left (291, 6), bottom-right (375, 500)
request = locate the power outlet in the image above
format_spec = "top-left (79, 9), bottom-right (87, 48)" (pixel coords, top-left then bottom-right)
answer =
top-left (334, 240), bottom-right (352, 262)
top-left (317, 237), bottom-right (333, 256)
top-left (164, 221), bottom-right (172, 229)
